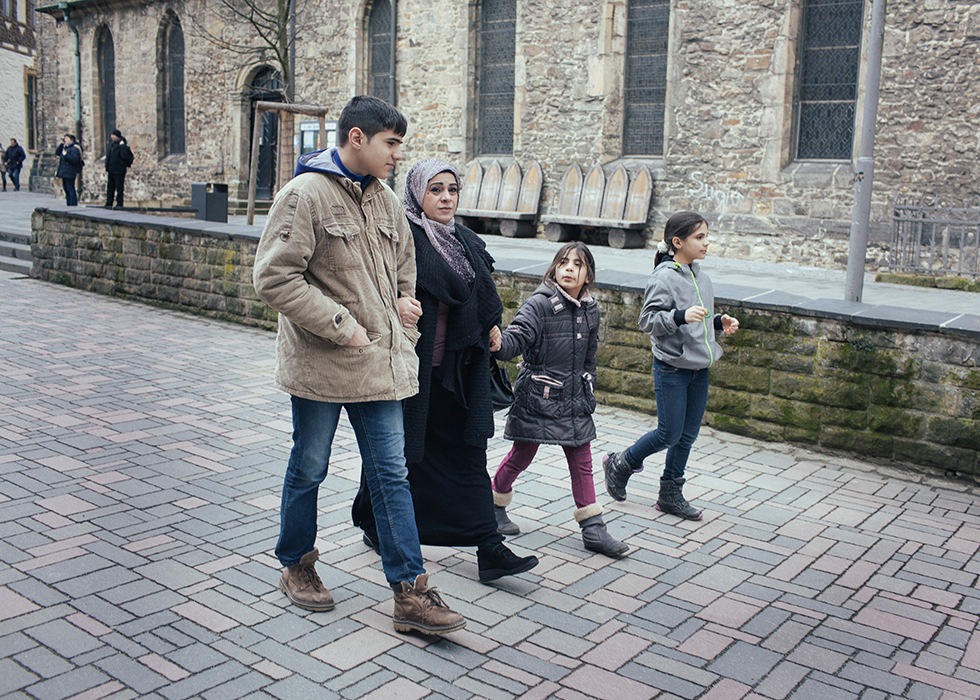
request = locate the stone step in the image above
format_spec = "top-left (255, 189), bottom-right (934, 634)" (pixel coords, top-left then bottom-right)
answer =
top-left (0, 239), bottom-right (32, 261)
top-left (0, 234), bottom-right (33, 276)
top-left (0, 257), bottom-right (31, 275)
top-left (227, 198), bottom-right (272, 216)
top-left (0, 228), bottom-right (30, 245)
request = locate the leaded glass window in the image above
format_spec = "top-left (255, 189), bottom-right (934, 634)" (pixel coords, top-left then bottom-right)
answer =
top-left (368, 0), bottom-right (394, 103)
top-left (623, 0), bottom-right (669, 156)
top-left (794, 0), bottom-right (863, 160)
top-left (97, 26), bottom-right (116, 154)
top-left (164, 17), bottom-right (185, 155)
top-left (476, 0), bottom-right (515, 155)
top-left (26, 73), bottom-right (37, 151)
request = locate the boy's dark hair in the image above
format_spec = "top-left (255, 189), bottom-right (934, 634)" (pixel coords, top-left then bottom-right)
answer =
top-left (543, 241), bottom-right (596, 293)
top-left (656, 211), bottom-right (708, 266)
top-left (65, 133), bottom-right (76, 142)
top-left (337, 96), bottom-right (407, 147)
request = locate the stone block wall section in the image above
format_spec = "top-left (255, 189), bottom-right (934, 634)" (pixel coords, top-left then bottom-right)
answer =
top-left (30, 209), bottom-right (277, 330)
top-left (31, 208), bottom-right (980, 480)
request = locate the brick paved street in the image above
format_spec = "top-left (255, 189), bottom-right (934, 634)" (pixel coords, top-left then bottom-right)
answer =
top-left (1, 269), bottom-right (979, 700)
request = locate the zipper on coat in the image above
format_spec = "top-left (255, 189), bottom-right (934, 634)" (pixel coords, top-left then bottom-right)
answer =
top-left (688, 267), bottom-right (714, 367)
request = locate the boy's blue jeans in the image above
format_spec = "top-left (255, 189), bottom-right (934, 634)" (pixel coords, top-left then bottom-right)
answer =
top-left (623, 359), bottom-right (710, 481)
top-left (276, 396), bottom-right (425, 586)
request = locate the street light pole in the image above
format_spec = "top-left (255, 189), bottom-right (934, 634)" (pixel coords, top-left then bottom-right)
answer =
top-left (844, 0), bottom-right (888, 303)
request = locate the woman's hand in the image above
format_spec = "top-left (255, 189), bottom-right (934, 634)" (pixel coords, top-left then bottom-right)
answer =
top-left (684, 306), bottom-right (709, 323)
top-left (489, 325), bottom-right (502, 352)
top-left (721, 314), bottom-right (740, 336)
top-left (396, 296), bottom-right (422, 328)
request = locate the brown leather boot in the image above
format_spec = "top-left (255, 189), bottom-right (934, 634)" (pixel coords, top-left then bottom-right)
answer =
top-left (392, 574), bottom-right (466, 635)
top-left (279, 549), bottom-right (335, 611)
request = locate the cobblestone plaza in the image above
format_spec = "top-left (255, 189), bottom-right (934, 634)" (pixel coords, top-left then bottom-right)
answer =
top-left (1, 269), bottom-right (978, 699)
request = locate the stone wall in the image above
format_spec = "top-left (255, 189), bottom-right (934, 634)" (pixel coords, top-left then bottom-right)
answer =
top-left (30, 208), bottom-right (275, 328)
top-left (31, 208), bottom-right (980, 480)
top-left (31, 1), bottom-right (980, 270)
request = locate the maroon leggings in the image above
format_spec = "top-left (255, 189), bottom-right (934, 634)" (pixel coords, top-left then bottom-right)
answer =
top-left (492, 441), bottom-right (597, 509)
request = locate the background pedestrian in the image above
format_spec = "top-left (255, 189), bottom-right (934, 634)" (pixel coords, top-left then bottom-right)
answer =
top-left (3, 138), bottom-right (26, 192)
top-left (55, 134), bottom-right (83, 206)
top-left (105, 129), bottom-right (134, 207)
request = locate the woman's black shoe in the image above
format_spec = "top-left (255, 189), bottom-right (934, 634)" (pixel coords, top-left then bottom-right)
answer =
top-left (477, 542), bottom-right (539, 583)
top-left (361, 527), bottom-right (381, 555)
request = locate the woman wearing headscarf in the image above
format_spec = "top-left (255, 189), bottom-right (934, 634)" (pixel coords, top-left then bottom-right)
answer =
top-left (352, 159), bottom-right (538, 583)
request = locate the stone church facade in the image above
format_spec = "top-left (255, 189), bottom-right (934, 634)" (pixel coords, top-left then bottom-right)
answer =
top-left (30, 0), bottom-right (979, 267)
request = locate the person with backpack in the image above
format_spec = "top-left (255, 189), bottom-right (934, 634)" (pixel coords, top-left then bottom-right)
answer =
top-left (105, 129), bottom-right (134, 208)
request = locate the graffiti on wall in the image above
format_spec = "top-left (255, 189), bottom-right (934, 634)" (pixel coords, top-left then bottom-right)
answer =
top-left (688, 171), bottom-right (745, 214)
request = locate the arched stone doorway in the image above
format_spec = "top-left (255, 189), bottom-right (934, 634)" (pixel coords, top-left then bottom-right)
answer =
top-left (248, 67), bottom-right (283, 200)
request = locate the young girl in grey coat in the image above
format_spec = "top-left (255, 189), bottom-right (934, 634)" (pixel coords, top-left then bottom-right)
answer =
top-left (603, 211), bottom-right (740, 520)
top-left (491, 242), bottom-right (628, 558)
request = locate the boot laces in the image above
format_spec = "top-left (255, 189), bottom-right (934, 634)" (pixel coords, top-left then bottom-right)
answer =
top-left (299, 563), bottom-right (324, 591)
top-left (419, 585), bottom-right (448, 609)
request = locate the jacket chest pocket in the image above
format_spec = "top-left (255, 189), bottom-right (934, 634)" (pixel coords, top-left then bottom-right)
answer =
top-left (321, 221), bottom-right (366, 271)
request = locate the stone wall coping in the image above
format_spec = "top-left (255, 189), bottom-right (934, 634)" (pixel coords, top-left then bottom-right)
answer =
top-left (493, 257), bottom-right (980, 341)
top-left (36, 205), bottom-right (980, 340)
top-left (33, 205), bottom-right (263, 243)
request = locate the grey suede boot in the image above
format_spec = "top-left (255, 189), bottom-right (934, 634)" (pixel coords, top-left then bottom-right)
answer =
top-left (656, 477), bottom-right (703, 521)
top-left (575, 505), bottom-right (629, 558)
top-left (492, 489), bottom-right (520, 536)
top-left (602, 451), bottom-right (634, 502)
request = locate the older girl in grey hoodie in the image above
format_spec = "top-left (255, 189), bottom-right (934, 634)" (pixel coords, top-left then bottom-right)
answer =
top-left (603, 212), bottom-right (739, 520)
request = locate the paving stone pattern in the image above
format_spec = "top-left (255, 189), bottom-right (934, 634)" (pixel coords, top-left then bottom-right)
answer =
top-left (1, 270), bottom-right (978, 700)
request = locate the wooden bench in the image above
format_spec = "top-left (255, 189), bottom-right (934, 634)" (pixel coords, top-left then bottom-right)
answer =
top-left (540, 163), bottom-right (653, 249)
top-left (456, 159), bottom-right (543, 237)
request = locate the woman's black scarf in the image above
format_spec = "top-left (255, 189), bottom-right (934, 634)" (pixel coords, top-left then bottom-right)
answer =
top-left (404, 221), bottom-right (502, 462)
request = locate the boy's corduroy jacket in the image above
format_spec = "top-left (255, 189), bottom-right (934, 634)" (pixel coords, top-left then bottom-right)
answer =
top-left (252, 148), bottom-right (420, 403)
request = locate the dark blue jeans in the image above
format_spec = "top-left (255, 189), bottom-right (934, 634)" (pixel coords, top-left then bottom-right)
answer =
top-left (62, 177), bottom-right (78, 206)
top-left (623, 359), bottom-right (710, 481)
top-left (276, 396), bottom-right (425, 586)
top-left (9, 166), bottom-right (21, 191)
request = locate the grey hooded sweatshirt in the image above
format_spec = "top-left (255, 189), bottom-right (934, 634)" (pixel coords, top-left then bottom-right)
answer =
top-left (638, 259), bottom-right (724, 370)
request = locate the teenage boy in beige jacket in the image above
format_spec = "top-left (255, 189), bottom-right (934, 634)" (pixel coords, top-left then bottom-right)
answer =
top-left (252, 96), bottom-right (465, 636)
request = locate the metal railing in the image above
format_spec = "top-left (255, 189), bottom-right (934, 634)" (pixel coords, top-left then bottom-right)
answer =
top-left (890, 194), bottom-right (980, 279)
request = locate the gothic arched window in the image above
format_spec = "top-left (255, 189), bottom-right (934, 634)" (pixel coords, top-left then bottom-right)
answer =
top-left (476, 0), bottom-right (515, 155)
top-left (97, 25), bottom-right (116, 154)
top-left (623, 0), bottom-right (669, 156)
top-left (160, 15), bottom-right (185, 155)
top-left (367, 0), bottom-right (395, 103)
top-left (794, 0), bottom-right (864, 160)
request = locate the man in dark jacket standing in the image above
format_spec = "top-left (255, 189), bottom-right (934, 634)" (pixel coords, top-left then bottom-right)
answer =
top-left (3, 138), bottom-right (26, 192)
top-left (105, 129), bottom-right (133, 208)
top-left (55, 134), bottom-right (83, 206)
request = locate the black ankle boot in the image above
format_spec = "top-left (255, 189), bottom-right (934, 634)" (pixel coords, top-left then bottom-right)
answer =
top-left (603, 451), bottom-right (634, 502)
top-left (656, 477), bottom-right (703, 521)
top-left (477, 542), bottom-right (539, 583)
top-left (361, 526), bottom-right (381, 554)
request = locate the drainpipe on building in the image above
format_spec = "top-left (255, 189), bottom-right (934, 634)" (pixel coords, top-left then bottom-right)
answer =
top-left (844, 0), bottom-right (887, 303)
top-left (58, 3), bottom-right (83, 144)
top-left (58, 2), bottom-right (84, 198)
